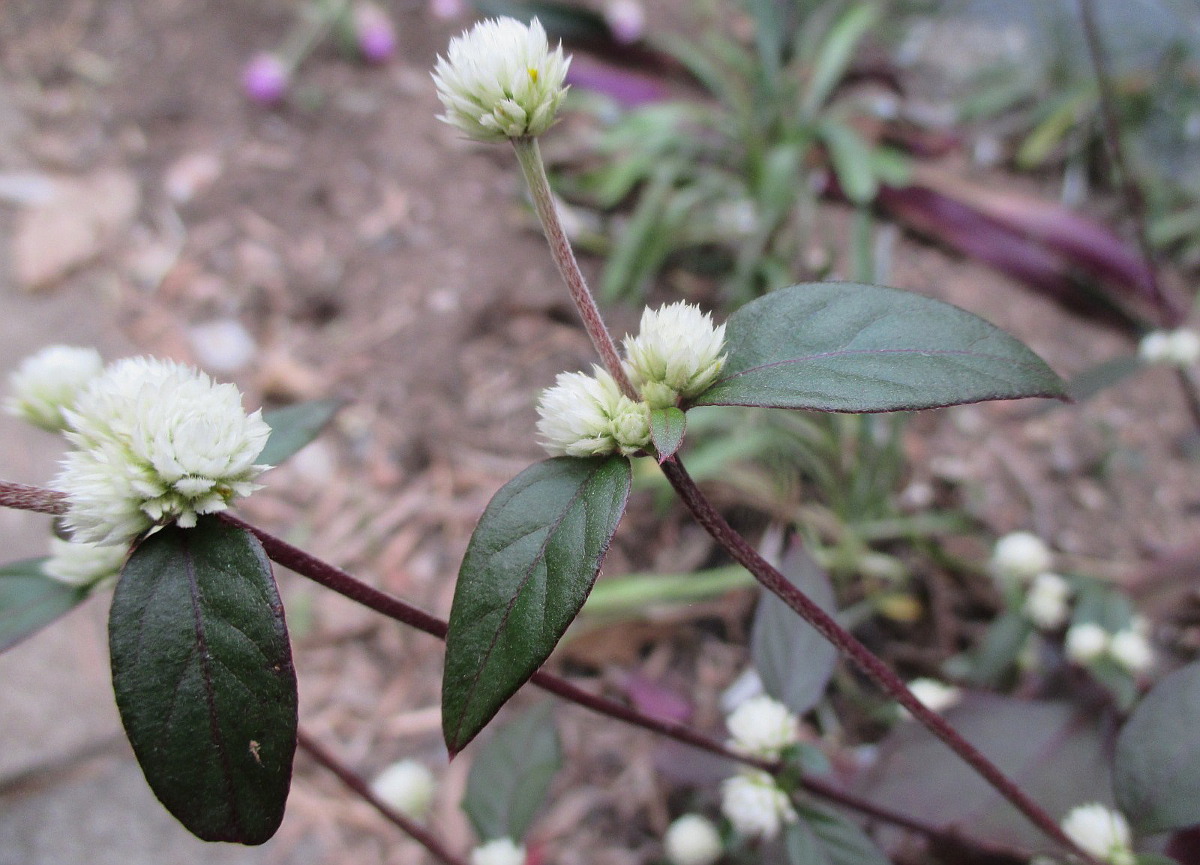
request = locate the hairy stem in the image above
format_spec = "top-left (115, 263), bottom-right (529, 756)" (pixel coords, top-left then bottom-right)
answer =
top-left (0, 482), bottom-right (66, 515)
top-left (512, 137), bottom-right (638, 399)
top-left (658, 457), bottom-right (1089, 859)
top-left (297, 730), bottom-right (468, 865)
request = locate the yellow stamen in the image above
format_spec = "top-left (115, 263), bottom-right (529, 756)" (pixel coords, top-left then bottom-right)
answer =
top-left (528, 67), bottom-right (539, 82)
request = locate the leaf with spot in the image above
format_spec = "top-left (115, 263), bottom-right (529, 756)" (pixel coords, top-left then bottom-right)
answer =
top-left (442, 456), bottom-right (631, 755)
top-left (108, 517), bottom-right (297, 844)
top-left (691, 283), bottom-right (1066, 413)
top-left (0, 558), bottom-right (89, 652)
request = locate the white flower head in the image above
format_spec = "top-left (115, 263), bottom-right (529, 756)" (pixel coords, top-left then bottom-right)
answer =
top-left (1109, 629), bottom-right (1155, 674)
top-left (725, 695), bottom-right (799, 759)
top-left (900, 678), bottom-right (962, 719)
top-left (720, 770), bottom-right (797, 841)
top-left (470, 837), bottom-right (526, 865)
top-left (1023, 572), bottom-right (1072, 630)
top-left (1065, 622), bottom-right (1110, 663)
top-left (42, 536), bottom-right (127, 588)
top-left (663, 814), bottom-right (723, 865)
top-left (623, 302), bottom-right (727, 409)
top-left (5, 345), bottom-right (104, 432)
top-left (1140, 328), bottom-right (1200, 367)
top-left (370, 759), bottom-right (436, 820)
top-left (536, 366), bottom-right (650, 457)
top-left (432, 17), bottom-right (570, 141)
top-left (55, 357), bottom-right (271, 545)
top-left (990, 531), bottom-right (1053, 584)
top-left (1060, 804), bottom-right (1135, 865)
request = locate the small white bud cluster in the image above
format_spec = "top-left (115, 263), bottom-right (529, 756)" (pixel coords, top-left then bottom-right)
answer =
top-left (990, 531), bottom-right (1053, 585)
top-left (5, 345), bottom-right (104, 432)
top-left (1065, 620), bottom-right (1155, 673)
top-left (535, 302), bottom-right (727, 458)
top-left (719, 696), bottom-right (798, 841)
top-left (51, 357), bottom-right (271, 545)
top-left (470, 837), bottom-right (526, 865)
top-left (904, 678), bottom-right (962, 716)
top-left (1138, 328), bottom-right (1200, 368)
top-left (663, 814), bottom-right (723, 865)
top-left (433, 17), bottom-right (570, 142)
top-left (42, 537), bottom-right (127, 589)
top-left (1060, 803), bottom-right (1135, 865)
top-left (370, 759), bottom-right (436, 820)
top-left (1023, 572), bottom-right (1072, 630)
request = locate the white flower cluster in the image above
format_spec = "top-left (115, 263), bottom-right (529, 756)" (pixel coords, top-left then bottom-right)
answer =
top-left (663, 814), bottom-right (723, 865)
top-left (1023, 572), bottom-right (1072, 630)
top-left (370, 759), bottom-right (436, 820)
top-left (535, 302), bottom-right (727, 458)
top-left (1138, 328), bottom-right (1200, 368)
top-left (1065, 621), bottom-right (1155, 673)
top-left (901, 678), bottom-right (962, 719)
top-left (725, 695), bottom-right (800, 759)
top-left (720, 770), bottom-right (797, 841)
top-left (1060, 803), bottom-right (1135, 865)
top-left (54, 357), bottom-right (271, 545)
top-left (42, 537), bottom-right (127, 588)
top-left (623, 302), bottom-right (728, 410)
top-left (433, 17), bottom-right (570, 141)
top-left (990, 531), bottom-right (1053, 585)
top-left (470, 837), bottom-right (526, 865)
top-left (5, 345), bottom-right (103, 432)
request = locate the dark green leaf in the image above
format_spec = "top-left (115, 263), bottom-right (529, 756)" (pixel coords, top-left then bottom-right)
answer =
top-left (1115, 661), bottom-right (1200, 834)
top-left (109, 517), bottom-right (297, 845)
top-left (968, 611), bottom-right (1034, 687)
top-left (462, 702), bottom-right (562, 842)
top-left (786, 803), bottom-right (891, 865)
top-left (692, 283), bottom-right (1067, 413)
top-left (258, 399), bottom-right (341, 466)
top-left (0, 558), bottom-right (88, 652)
top-left (752, 545), bottom-right (837, 715)
top-left (650, 407), bottom-right (687, 462)
top-left (443, 456), bottom-right (632, 754)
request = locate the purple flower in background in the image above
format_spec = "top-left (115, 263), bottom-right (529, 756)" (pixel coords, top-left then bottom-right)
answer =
top-left (354, 3), bottom-right (397, 64)
top-left (242, 53), bottom-right (290, 105)
top-left (604, 0), bottom-right (645, 44)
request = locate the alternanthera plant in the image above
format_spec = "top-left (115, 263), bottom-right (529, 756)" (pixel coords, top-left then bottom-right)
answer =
top-left (3, 14), bottom-right (1200, 865)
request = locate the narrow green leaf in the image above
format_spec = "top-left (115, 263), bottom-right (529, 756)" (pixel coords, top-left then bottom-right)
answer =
top-left (801, 3), bottom-right (878, 115)
top-left (821, 121), bottom-right (878, 205)
top-left (109, 517), bottom-right (297, 845)
top-left (691, 283), bottom-right (1067, 413)
top-left (443, 456), bottom-right (632, 754)
top-left (462, 702), bottom-right (562, 842)
top-left (650, 407), bottom-right (687, 463)
top-left (258, 399), bottom-right (341, 466)
top-left (752, 545), bottom-right (837, 715)
top-left (787, 803), bottom-right (891, 865)
top-left (1114, 661), bottom-right (1200, 834)
top-left (0, 558), bottom-right (88, 652)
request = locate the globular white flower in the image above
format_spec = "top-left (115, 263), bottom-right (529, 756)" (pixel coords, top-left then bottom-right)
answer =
top-left (725, 695), bottom-right (799, 759)
top-left (1065, 622), bottom-right (1110, 663)
top-left (54, 357), bottom-right (272, 545)
top-left (536, 366), bottom-right (650, 457)
top-left (663, 814), bottom-right (723, 865)
top-left (42, 536), bottom-right (127, 588)
top-left (5, 345), bottom-right (104, 432)
top-left (901, 678), bottom-right (962, 719)
top-left (1109, 629), bottom-right (1155, 674)
top-left (1060, 803), bottom-right (1135, 865)
top-left (470, 837), bottom-right (526, 865)
top-left (990, 531), bottom-right (1053, 584)
top-left (370, 759), bottom-right (436, 820)
top-left (432, 17), bottom-right (570, 141)
top-left (1023, 572), bottom-right (1072, 630)
top-left (623, 302), bottom-right (728, 409)
top-left (1139, 328), bottom-right (1200, 367)
top-left (720, 771), bottom-right (797, 841)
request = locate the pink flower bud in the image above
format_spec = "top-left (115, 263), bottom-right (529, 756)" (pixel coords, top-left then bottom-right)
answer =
top-left (354, 3), bottom-right (397, 64)
top-left (243, 53), bottom-right (290, 105)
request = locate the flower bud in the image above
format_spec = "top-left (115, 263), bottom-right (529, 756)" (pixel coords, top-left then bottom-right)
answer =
top-left (470, 837), bottom-right (526, 865)
top-left (989, 531), bottom-right (1052, 584)
top-left (354, 3), bottom-right (398, 63)
top-left (243, 53), bottom-right (290, 105)
top-left (6, 345), bottom-right (104, 432)
top-left (370, 759), bottom-right (435, 820)
top-left (1060, 804), bottom-right (1135, 865)
top-left (42, 537), bottom-right (127, 588)
top-left (899, 678), bottom-right (961, 720)
top-left (663, 814), bottom-right (723, 865)
top-left (536, 366), bottom-right (650, 457)
top-left (432, 17), bottom-right (570, 141)
top-left (725, 695), bottom-right (799, 759)
top-left (1023, 572), bottom-right (1071, 630)
top-left (1109, 628), bottom-right (1154, 673)
top-left (1140, 328), bottom-right (1200, 367)
top-left (720, 771), bottom-right (796, 840)
top-left (623, 302), bottom-right (727, 409)
top-left (1065, 622), bottom-right (1109, 663)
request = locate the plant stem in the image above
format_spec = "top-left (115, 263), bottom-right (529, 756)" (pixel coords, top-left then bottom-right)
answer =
top-left (511, 137), bottom-right (638, 399)
top-left (0, 482), bottom-right (66, 515)
top-left (297, 730), bottom-right (469, 865)
top-left (657, 457), bottom-right (1090, 860)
